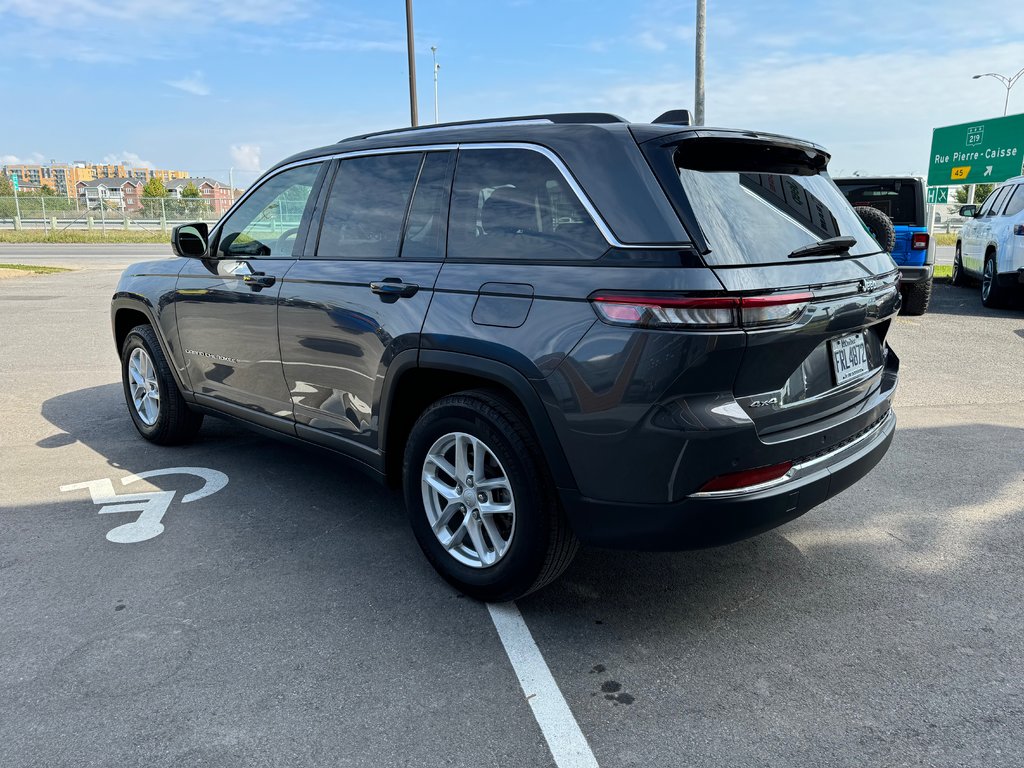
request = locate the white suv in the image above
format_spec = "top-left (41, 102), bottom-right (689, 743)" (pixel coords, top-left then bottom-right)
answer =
top-left (954, 175), bottom-right (1024, 307)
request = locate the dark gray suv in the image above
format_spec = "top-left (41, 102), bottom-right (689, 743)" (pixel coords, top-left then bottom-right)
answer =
top-left (111, 112), bottom-right (900, 600)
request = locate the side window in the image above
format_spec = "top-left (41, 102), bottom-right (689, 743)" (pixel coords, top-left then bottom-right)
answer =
top-left (447, 148), bottom-right (608, 261)
top-left (218, 163), bottom-right (322, 258)
top-left (983, 186), bottom-right (1009, 217)
top-left (1000, 185), bottom-right (1024, 218)
top-left (976, 190), bottom-right (999, 217)
top-left (400, 152), bottom-right (453, 260)
top-left (316, 153), bottom-right (422, 259)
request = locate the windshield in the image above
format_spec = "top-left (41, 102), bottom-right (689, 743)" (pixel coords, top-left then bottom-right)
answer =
top-left (674, 151), bottom-right (883, 267)
top-left (834, 179), bottom-right (923, 226)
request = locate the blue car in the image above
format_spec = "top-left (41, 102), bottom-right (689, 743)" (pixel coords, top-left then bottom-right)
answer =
top-left (835, 176), bottom-right (932, 314)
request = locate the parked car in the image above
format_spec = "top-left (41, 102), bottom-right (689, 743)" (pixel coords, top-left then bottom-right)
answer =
top-left (954, 175), bottom-right (1024, 307)
top-left (834, 176), bottom-right (933, 314)
top-left (111, 112), bottom-right (900, 600)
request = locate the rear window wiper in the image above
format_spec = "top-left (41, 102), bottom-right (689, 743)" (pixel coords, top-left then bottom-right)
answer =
top-left (788, 235), bottom-right (858, 259)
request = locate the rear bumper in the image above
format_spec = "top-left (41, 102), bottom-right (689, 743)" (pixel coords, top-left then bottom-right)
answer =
top-left (560, 409), bottom-right (896, 551)
top-left (898, 264), bottom-right (933, 286)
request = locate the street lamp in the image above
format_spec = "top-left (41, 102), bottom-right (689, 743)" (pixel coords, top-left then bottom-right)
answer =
top-left (431, 46), bottom-right (440, 124)
top-left (972, 67), bottom-right (1024, 116)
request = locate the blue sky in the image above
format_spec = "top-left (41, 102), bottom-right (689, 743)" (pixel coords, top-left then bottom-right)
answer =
top-left (2, 0), bottom-right (1023, 187)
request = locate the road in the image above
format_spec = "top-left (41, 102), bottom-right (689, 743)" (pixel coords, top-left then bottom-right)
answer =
top-left (2, 247), bottom-right (1022, 767)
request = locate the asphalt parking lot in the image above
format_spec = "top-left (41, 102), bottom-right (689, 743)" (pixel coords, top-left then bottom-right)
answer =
top-left (2, 245), bottom-right (1022, 768)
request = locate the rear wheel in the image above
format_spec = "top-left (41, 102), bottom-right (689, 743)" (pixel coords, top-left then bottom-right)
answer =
top-left (121, 324), bottom-right (203, 445)
top-left (982, 253), bottom-right (1007, 308)
top-left (951, 243), bottom-right (967, 286)
top-left (403, 390), bottom-right (578, 601)
top-left (900, 278), bottom-right (932, 316)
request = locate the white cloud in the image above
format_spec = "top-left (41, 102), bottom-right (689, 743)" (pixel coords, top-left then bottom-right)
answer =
top-left (589, 41), bottom-right (1024, 176)
top-left (165, 70), bottom-right (210, 96)
top-left (1, 152), bottom-right (46, 165)
top-left (230, 144), bottom-right (262, 172)
top-left (102, 151), bottom-right (154, 168)
top-left (634, 25), bottom-right (692, 52)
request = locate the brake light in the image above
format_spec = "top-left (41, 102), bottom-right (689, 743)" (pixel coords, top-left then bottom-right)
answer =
top-left (697, 461), bottom-right (794, 493)
top-left (911, 232), bottom-right (929, 250)
top-left (591, 292), bottom-right (812, 329)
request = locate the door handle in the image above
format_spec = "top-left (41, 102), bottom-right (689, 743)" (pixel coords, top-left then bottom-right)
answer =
top-left (243, 272), bottom-right (276, 290)
top-left (370, 279), bottom-right (419, 299)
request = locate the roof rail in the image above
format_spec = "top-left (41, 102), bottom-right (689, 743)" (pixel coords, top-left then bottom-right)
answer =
top-left (340, 112), bottom-right (629, 143)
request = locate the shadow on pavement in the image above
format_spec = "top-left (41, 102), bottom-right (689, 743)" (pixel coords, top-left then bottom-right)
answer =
top-left (927, 281), bottom-right (1024, 317)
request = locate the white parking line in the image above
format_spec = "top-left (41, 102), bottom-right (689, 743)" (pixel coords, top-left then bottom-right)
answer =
top-left (487, 602), bottom-right (600, 768)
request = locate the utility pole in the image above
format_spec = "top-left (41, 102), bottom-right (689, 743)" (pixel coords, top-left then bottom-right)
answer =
top-left (405, 0), bottom-right (419, 126)
top-left (229, 167), bottom-right (235, 201)
top-left (431, 46), bottom-right (440, 124)
top-left (694, 0), bottom-right (706, 125)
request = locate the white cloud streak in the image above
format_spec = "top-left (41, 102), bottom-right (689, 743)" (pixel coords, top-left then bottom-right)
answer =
top-left (165, 70), bottom-right (210, 96)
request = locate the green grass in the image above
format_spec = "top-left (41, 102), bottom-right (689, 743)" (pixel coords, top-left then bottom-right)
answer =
top-left (0, 229), bottom-right (170, 244)
top-left (0, 263), bottom-right (71, 274)
top-left (933, 264), bottom-right (953, 279)
top-left (934, 233), bottom-right (958, 246)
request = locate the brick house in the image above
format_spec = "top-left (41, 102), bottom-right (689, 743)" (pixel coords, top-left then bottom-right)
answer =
top-left (166, 177), bottom-right (233, 216)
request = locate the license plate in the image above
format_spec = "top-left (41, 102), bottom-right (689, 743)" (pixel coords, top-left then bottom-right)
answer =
top-left (830, 332), bottom-right (870, 385)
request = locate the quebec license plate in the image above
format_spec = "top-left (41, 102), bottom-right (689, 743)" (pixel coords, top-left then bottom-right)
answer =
top-left (830, 332), bottom-right (870, 385)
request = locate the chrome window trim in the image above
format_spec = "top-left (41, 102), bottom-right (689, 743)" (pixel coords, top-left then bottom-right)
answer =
top-left (215, 142), bottom-right (691, 252)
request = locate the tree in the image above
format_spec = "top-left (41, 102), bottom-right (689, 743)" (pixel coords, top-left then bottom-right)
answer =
top-left (142, 177), bottom-right (167, 198)
top-left (180, 181), bottom-right (201, 198)
top-left (955, 184), bottom-right (993, 206)
top-left (0, 174), bottom-right (13, 218)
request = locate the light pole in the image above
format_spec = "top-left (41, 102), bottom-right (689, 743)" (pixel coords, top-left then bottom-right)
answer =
top-left (431, 46), bottom-right (440, 124)
top-left (405, 0), bottom-right (419, 126)
top-left (694, 0), bottom-right (706, 125)
top-left (972, 67), bottom-right (1024, 116)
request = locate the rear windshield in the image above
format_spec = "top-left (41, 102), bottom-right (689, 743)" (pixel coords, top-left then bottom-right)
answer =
top-left (675, 158), bottom-right (883, 266)
top-left (834, 179), bottom-right (923, 226)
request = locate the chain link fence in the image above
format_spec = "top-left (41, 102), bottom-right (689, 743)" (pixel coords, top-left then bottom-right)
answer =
top-left (0, 195), bottom-right (230, 233)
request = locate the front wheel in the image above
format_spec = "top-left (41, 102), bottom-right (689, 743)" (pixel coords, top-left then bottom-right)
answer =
top-left (121, 324), bottom-right (203, 445)
top-left (402, 390), bottom-right (578, 601)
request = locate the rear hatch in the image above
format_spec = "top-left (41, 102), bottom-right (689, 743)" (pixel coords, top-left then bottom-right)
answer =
top-left (834, 177), bottom-right (928, 266)
top-left (638, 129), bottom-right (900, 440)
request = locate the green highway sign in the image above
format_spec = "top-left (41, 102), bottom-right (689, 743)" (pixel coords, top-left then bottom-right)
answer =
top-left (927, 187), bottom-right (949, 204)
top-left (10, 174), bottom-right (18, 191)
top-left (929, 113), bottom-right (1024, 186)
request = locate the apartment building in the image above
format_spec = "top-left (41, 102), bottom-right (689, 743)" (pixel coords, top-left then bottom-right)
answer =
top-left (75, 177), bottom-right (143, 210)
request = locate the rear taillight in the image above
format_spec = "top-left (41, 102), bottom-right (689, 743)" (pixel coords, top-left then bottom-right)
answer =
top-left (911, 232), bottom-right (929, 250)
top-left (591, 292), bottom-right (812, 329)
top-left (696, 461), bottom-right (794, 493)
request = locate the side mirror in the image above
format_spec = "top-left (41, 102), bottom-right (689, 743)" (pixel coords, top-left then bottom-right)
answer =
top-left (959, 205), bottom-right (977, 218)
top-left (172, 222), bottom-right (210, 258)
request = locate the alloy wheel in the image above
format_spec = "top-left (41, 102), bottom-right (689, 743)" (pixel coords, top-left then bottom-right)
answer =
top-left (420, 431), bottom-right (516, 568)
top-left (128, 347), bottom-right (161, 426)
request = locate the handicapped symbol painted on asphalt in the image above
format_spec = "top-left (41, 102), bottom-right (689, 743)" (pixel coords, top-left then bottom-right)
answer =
top-left (60, 467), bottom-right (228, 543)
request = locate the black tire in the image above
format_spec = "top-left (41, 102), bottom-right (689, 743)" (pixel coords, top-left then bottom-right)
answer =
top-left (402, 389), bottom-right (578, 601)
top-left (120, 324), bottom-right (203, 445)
top-left (900, 278), bottom-right (932, 316)
top-left (855, 206), bottom-right (896, 253)
top-left (981, 253), bottom-right (1007, 308)
top-left (951, 243), bottom-right (967, 286)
